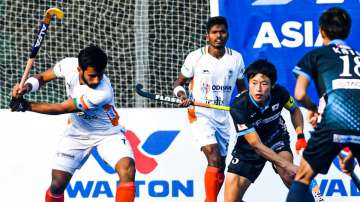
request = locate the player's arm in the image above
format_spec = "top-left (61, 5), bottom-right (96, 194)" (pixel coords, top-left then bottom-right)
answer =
top-left (243, 131), bottom-right (297, 173)
top-left (13, 68), bottom-right (57, 98)
top-left (236, 79), bottom-right (246, 94)
top-left (27, 98), bottom-right (79, 115)
top-left (173, 73), bottom-right (191, 107)
top-left (284, 95), bottom-right (307, 154)
top-left (294, 75), bottom-right (317, 112)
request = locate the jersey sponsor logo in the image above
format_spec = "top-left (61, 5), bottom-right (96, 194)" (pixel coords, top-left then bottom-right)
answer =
top-left (211, 85), bottom-right (232, 92)
top-left (77, 112), bottom-right (97, 120)
top-left (333, 79), bottom-right (360, 90)
top-left (254, 21), bottom-right (323, 48)
top-left (237, 124), bottom-right (248, 130)
top-left (254, 111), bottom-right (281, 126)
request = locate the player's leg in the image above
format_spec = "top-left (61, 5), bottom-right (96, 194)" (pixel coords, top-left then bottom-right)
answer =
top-left (274, 150), bottom-right (294, 188)
top-left (225, 156), bottom-right (265, 202)
top-left (46, 170), bottom-right (72, 202)
top-left (191, 117), bottom-right (226, 202)
top-left (202, 144), bottom-right (226, 202)
top-left (46, 136), bottom-right (91, 202)
top-left (97, 134), bottom-right (136, 202)
top-left (223, 173), bottom-right (251, 202)
top-left (114, 157), bottom-right (136, 202)
top-left (286, 129), bottom-right (342, 202)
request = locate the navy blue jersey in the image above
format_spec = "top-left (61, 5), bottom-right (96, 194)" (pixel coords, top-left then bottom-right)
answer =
top-left (230, 85), bottom-right (296, 158)
top-left (293, 42), bottom-right (360, 132)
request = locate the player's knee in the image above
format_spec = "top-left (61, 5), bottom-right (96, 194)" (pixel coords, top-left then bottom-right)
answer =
top-left (294, 163), bottom-right (314, 183)
top-left (116, 157), bottom-right (136, 181)
top-left (50, 178), bottom-right (68, 194)
top-left (203, 145), bottom-right (220, 159)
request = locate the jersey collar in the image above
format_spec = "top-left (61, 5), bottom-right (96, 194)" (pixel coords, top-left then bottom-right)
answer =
top-left (249, 91), bottom-right (271, 113)
top-left (328, 39), bottom-right (347, 46)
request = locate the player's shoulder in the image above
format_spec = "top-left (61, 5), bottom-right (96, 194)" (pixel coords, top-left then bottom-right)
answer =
top-left (225, 47), bottom-right (242, 57)
top-left (225, 47), bottom-right (244, 65)
top-left (271, 84), bottom-right (290, 100)
top-left (232, 90), bottom-right (249, 108)
top-left (53, 57), bottom-right (78, 78)
top-left (187, 46), bottom-right (207, 57)
top-left (59, 57), bottom-right (78, 67)
top-left (272, 84), bottom-right (288, 93)
top-left (302, 45), bottom-right (331, 60)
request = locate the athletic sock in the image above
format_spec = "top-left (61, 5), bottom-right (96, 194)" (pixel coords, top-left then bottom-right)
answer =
top-left (217, 172), bottom-right (225, 193)
top-left (115, 182), bottom-right (136, 202)
top-left (204, 166), bottom-right (222, 202)
top-left (45, 188), bottom-right (64, 202)
top-left (286, 181), bottom-right (315, 202)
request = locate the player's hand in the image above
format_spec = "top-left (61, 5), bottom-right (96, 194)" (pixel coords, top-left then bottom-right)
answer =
top-left (12, 83), bottom-right (31, 98)
top-left (178, 92), bottom-right (191, 107)
top-left (308, 110), bottom-right (319, 128)
top-left (283, 162), bottom-right (298, 183)
top-left (295, 133), bottom-right (307, 155)
top-left (9, 96), bottom-right (30, 112)
top-left (338, 148), bottom-right (355, 176)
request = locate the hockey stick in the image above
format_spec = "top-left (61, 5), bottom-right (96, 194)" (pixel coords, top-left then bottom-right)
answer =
top-left (19, 7), bottom-right (64, 88)
top-left (135, 83), bottom-right (230, 111)
top-left (310, 180), bottom-right (325, 202)
top-left (350, 171), bottom-right (360, 190)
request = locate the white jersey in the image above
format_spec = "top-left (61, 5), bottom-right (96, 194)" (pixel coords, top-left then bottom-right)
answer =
top-left (181, 46), bottom-right (245, 123)
top-left (53, 57), bottom-right (124, 136)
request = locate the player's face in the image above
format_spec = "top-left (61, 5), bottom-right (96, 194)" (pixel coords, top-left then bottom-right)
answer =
top-left (249, 73), bottom-right (271, 106)
top-left (79, 66), bottom-right (104, 89)
top-left (207, 24), bottom-right (228, 48)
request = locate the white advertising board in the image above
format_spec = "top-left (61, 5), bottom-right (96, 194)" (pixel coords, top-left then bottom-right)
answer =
top-left (0, 108), bottom-right (358, 202)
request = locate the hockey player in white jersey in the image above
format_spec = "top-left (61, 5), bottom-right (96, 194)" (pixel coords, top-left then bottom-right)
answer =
top-left (10, 45), bottom-right (136, 202)
top-left (173, 16), bottom-right (246, 202)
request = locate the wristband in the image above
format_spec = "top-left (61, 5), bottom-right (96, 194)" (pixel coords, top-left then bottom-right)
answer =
top-left (25, 77), bottom-right (40, 92)
top-left (173, 86), bottom-right (186, 97)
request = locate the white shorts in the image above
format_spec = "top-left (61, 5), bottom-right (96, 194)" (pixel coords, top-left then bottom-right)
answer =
top-left (53, 133), bottom-right (134, 174)
top-left (190, 116), bottom-right (231, 157)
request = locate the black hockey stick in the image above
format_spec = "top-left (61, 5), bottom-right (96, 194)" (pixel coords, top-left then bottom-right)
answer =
top-left (135, 84), bottom-right (230, 111)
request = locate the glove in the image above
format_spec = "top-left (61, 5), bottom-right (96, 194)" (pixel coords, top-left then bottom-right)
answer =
top-left (295, 133), bottom-right (307, 154)
top-left (9, 96), bottom-right (30, 112)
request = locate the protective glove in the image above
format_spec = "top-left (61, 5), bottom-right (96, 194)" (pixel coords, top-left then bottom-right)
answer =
top-left (9, 96), bottom-right (30, 112)
top-left (295, 133), bottom-right (307, 154)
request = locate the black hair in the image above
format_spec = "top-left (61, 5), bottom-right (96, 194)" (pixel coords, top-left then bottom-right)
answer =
top-left (78, 45), bottom-right (107, 72)
top-left (206, 16), bottom-right (228, 33)
top-left (245, 59), bottom-right (277, 85)
top-left (319, 7), bottom-right (351, 40)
